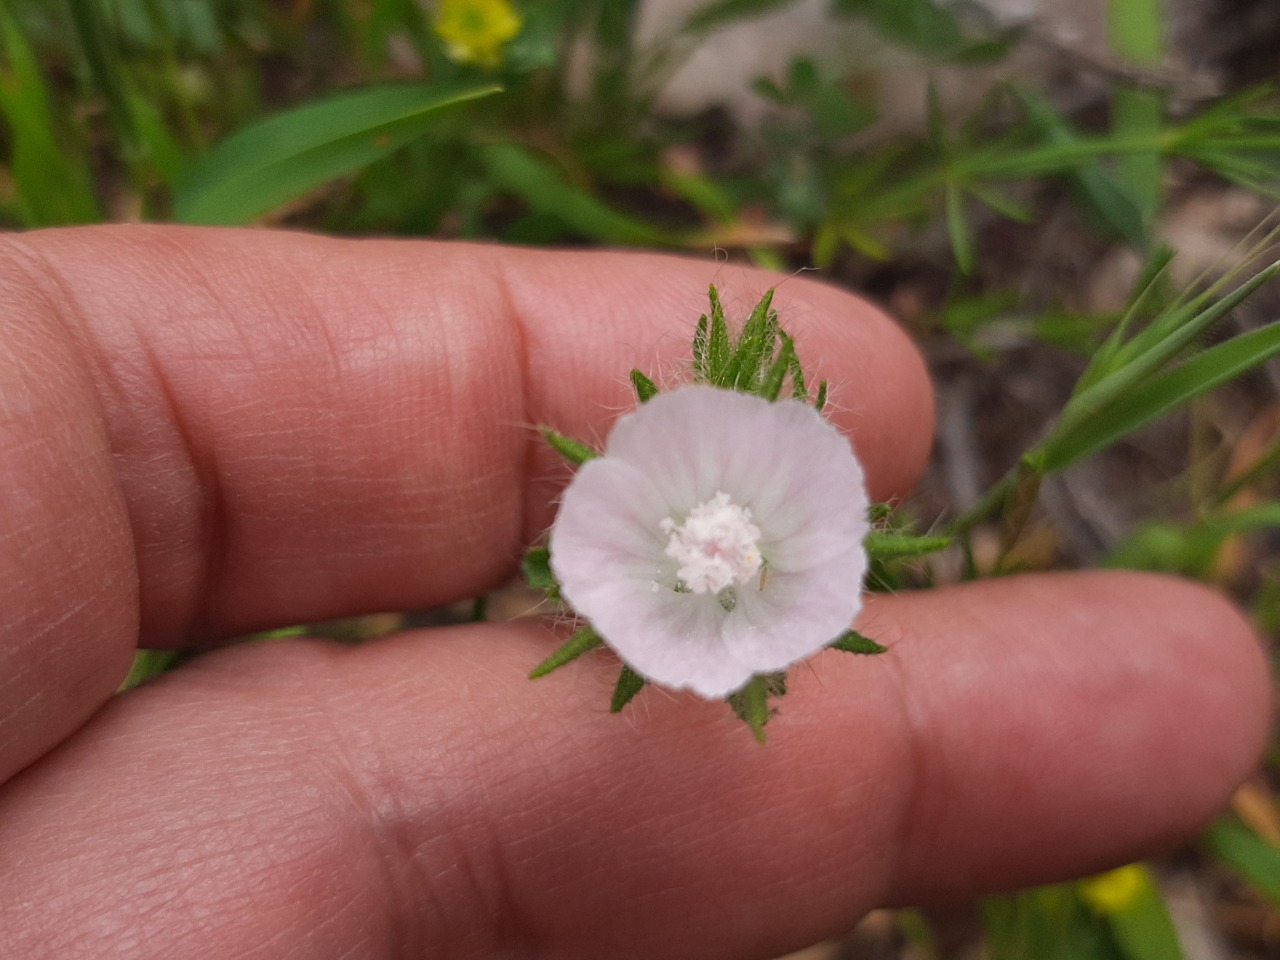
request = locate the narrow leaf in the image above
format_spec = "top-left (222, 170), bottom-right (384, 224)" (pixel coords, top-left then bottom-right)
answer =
top-left (540, 427), bottom-right (599, 465)
top-left (945, 182), bottom-right (976, 274)
top-left (1203, 815), bottom-right (1280, 908)
top-left (174, 82), bottom-right (501, 224)
top-left (1056, 263), bottom-right (1280, 443)
top-left (529, 626), bottom-right (603, 679)
top-left (815, 380), bottom-right (829, 411)
top-left (478, 142), bottom-right (673, 246)
top-left (1042, 319), bottom-right (1280, 472)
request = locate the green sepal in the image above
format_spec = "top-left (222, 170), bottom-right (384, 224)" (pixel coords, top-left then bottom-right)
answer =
top-left (789, 350), bottom-right (808, 400)
top-left (706, 286), bottom-right (732, 381)
top-left (610, 665), bottom-right (646, 712)
top-left (540, 426), bottom-right (599, 465)
top-left (692, 313), bottom-right (709, 378)
top-left (759, 334), bottom-right (797, 401)
top-left (814, 380), bottom-right (828, 411)
top-left (865, 531), bottom-right (953, 560)
top-left (831, 630), bottom-right (887, 654)
top-left (868, 501), bottom-right (895, 523)
top-left (529, 625), bottom-right (602, 679)
top-left (630, 368), bottom-right (658, 403)
top-left (521, 544), bottom-right (560, 599)
top-left (726, 288), bottom-right (777, 390)
top-left (728, 672), bottom-right (786, 743)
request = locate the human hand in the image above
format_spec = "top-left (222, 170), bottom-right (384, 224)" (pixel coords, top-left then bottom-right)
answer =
top-left (0, 226), bottom-right (1268, 959)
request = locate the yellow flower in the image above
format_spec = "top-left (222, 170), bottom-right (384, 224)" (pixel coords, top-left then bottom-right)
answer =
top-left (1079, 863), bottom-right (1147, 913)
top-left (433, 0), bottom-right (522, 69)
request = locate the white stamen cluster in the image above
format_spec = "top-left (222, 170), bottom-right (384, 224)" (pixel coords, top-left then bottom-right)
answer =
top-left (661, 491), bottom-right (762, 594)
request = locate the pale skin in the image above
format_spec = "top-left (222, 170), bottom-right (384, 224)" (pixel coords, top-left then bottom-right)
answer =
top-left (0, 225), bottom-right (1270, 959)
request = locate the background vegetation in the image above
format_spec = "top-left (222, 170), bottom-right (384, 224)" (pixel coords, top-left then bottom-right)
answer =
top-left (9, 0), bottom-right (1280, 956)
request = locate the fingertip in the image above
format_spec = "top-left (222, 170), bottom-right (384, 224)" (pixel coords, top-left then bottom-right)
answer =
top-left (501, 250), bottom-right (935, 506)
top-left (873, 569), bottom-right (1272, 902)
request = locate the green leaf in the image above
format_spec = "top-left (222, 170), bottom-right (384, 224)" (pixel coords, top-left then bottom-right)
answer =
top-left (1013, 86), bottom-right (1148, 247)
top-left (945, 182), bottom-right (976, 274)
top-left (1203, 815), bottom-right (1280, 908)
top-left (521, 545), bottom-right (559, 598)
top-left (540, 427), bottom-right (599, 466)
top-left (0, 2), bottom-right (100, 224)
top-left (630, 368), bottom-right (658, 403)
top-left (831, 630), bottom-right (887, 654)
top-left (173, 82), bottom-right (501, 224)
top-left (1112, 87), bottom-right (1164, 221)
top-left (1052, 263), bottom-right (1280, 449)
top-left (610, 665), bottom-right (646, 712)
top-left (1042, 318), bottom-right (1280, 472)
top-left (865, 531), bottom-right (952, 560)
top-left (1107, 0), bottom-right (1162, 64)
top-left (477, 142), bottom-right (672, 246)
top-left (1080, 864), bottom-right (1184, 960)
top-left (529, 626), bottom-right (602, 679)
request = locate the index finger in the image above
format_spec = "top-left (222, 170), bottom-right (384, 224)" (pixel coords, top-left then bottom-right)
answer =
top-left (0, 225), bottom-right (933, 781)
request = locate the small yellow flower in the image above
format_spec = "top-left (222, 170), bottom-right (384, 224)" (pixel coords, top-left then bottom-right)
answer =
top-left (1079, 863), bottom-right (1147, 913)
top-left (433, 0), bottom-right (522, 69)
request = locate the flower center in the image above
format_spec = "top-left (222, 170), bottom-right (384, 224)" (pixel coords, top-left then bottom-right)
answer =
top-left (660, 491), bottom-right (763, 595)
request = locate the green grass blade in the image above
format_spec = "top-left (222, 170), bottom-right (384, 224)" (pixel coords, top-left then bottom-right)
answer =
top-left (945, 182), bottom-right (976, 273)
top-left (1203, 816), bottom-right (1280, 908)
top-left (0, 0), bottom-right (100, 224)
top-left (1042, 318), bottom-right (1280, 471)
top-left (1013, 85), bottom-right (1148, 247)
top-left (1107, 0), bottom-right (1162, 64)
top-left (1112, 88), bottom-right (1164, 221)
top-left (1080, 864), bottom-right (1184, 960)
top-left (477, 142), bottom-right (673, 246)
top-left (1057, 262), bottom-right (1280, 440)
top-left (1107, 0), bottom-right (1164, 216)
top-left (1078, 247), bottom-right (1175, 390)
top-left (173, 81), bottom-right (501, 224)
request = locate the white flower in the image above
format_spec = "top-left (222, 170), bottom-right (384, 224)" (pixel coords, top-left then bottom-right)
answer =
top-left (549, 385), bottom-right (870, 698)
